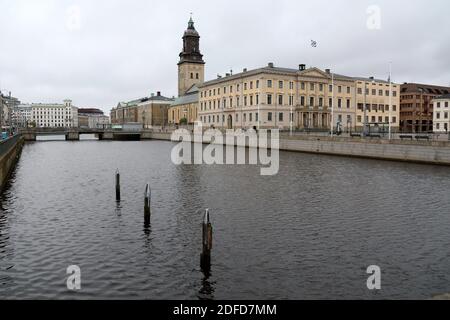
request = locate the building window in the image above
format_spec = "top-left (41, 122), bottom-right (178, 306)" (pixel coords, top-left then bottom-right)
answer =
top-left (319, 84), bottom-right (324, 92)
top-left (279, 112), bottom-right (284, 122)
top-left (347, 87), bottom-right (351, 94)
top-left (278, 95), bottom-right (283, 105)
top-left (437, 112), bottom-right (440, 119)
top-left (310, 97), bottom-right (314, 106)
top-left (250, 95), bottom-right (254, 106)
top-left (279, 81), bottom-right (283, 89)
top-left (268, 112), bottom-right (273, 121)
top-left (196, 73), bottom-right (199, 79)
top-left (437, 102), bottom-right (441, 108)
top-left (301, 82), bottom-right (305, 90)
top-left (338, 86), bottom-right (342, 93)
top-left (256, 80), bottom-right (259, 89)
top-left (310, 83), bottom-right (315, 91)
top-left (250, 81), bottom-right (253, 90)
top-left (357, 88), bottom-right (362, 94)
top-left (357, 115), bottom-right (362, 122)
top-left (346, 99), bottom-right (350, 109)
top-left (436, 123), bottom-right (440, 130)
top-left (191, 73), bottom-right (194, 79)
top-left (338, 99), bottom-right (342, 108)
top-left (267, 80), bottom-right (272, 88)
top-left (256, 94), bottom-right (259, 105)
top-left (267, 94), bottom-right (272, 105)
top-left (289, 95), bottom-right (294, 106)
top-left (319, 97), bottom-right (323, 107)
top-left (301, 96), bottom-right (305, 106)
top-left (244, 83), bottom-right (247, 90)
top-left (290, 82), bottom-right (294, 90)
top-left (392, 116), bottom-right (397, 123)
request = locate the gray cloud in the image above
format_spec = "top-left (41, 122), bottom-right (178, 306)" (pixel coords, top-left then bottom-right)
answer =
top-left (1, 0), bottom-right (449, 113)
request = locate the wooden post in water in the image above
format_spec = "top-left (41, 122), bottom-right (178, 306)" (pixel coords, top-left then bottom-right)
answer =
top-left (200, 209), bottom-right (213, 272)
top-left (115, 169), bottom-right (121, 202)
top-left (144, 183), bottom-right (151, 224)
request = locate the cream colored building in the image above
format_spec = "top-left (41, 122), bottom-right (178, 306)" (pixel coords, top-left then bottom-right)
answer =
top-left (31, 99), bottom-right (78, 128)
top-left (433, 94), bottom-right (450, 133)
top-left (354, 77), bottom-right (400, 132)
top-left (198, 63), bottom-right (400, 132)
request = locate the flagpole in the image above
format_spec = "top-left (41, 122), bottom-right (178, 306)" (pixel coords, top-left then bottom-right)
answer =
top-left (389, 62), bottom-right (392, 140)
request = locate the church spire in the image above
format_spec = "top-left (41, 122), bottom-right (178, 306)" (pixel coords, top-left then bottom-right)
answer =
top-left (179, 14), bottom-right (204, 65)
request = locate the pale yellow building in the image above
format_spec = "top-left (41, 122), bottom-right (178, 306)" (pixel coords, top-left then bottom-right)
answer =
top-left (198, 63), bottom-right (400, 132)
top-left (354, 77), bottom-right (400, 132)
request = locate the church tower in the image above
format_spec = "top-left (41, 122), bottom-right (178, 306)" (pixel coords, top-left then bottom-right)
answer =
top-left (178, 16), bottom-right (205, 97)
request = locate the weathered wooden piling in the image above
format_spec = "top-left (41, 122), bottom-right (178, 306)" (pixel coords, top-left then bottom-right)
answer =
top-left (144, 183), bottom-right (151, 224)
top-left (115, 169), bottom-right (121, 202)
top-left (200, 209), bottom-right (213, 272)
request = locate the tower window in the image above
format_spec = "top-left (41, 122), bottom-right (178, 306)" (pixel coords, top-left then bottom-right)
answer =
top-left (191, 73), bottom-right (194, 79)
top-left (196, 73), bottom-right (199, 79)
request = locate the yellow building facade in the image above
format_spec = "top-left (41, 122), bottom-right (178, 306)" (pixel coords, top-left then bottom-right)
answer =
top-left (198, 63), bottom-right (400, 132)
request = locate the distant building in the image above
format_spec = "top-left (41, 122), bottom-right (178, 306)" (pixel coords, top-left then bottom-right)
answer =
top-left (12, 104), bottom-right (32, 128)
top-left (78, 108), bottom-right (109, 129)
top-left (400, 83), bottom-right (450, 133)
top-left (111, 92), bottom-right (174, 128)
top-left (30, 99), bottom-right (78, 128)
top-left (433, 94), bottom-right (450, 133)
top-left (0, 91), bottom-right (21, 128)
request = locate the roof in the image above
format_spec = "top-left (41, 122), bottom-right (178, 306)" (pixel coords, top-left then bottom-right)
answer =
top-left (198, 65), bottom-right (386, 88)
top-left (115, 93), bottom-right (174, 109)
top-left (400, 83), bottom-right (450, 95)
top-left (78, 108), bottom-right (104, 115)
top-left (171, 85), bottom-right (199, 106)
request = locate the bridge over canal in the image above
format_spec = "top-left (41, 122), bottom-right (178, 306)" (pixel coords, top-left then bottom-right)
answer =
top-left (19, 128), bottom-right (172, 141)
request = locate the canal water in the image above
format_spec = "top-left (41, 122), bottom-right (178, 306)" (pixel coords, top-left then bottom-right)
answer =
top-left (1, 139), bottom-right (450, 299)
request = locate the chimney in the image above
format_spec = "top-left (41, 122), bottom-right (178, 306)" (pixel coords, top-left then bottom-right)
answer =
top-left (230, 69), bottom-right (233, 75)
top-left (217, 74), bottom-right (222, 79)
top-left (157, 91), bottom-right (161, 96)
top-left (243, 68), bottom-right (247, 72)
top-left (268, 62), bottom-right (274, 68)
top-left (325, 69), bottom-right (331, 74)
top-left (369, 76), bottom-right (374, 80)
top-left (226, 73), bottom-right (230, 77)
top-left (299, 64), bottom-right (306, 71)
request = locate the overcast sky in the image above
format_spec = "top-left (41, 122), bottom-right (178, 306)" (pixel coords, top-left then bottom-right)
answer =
top-left (0, 0), bottom-right (449, 113)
